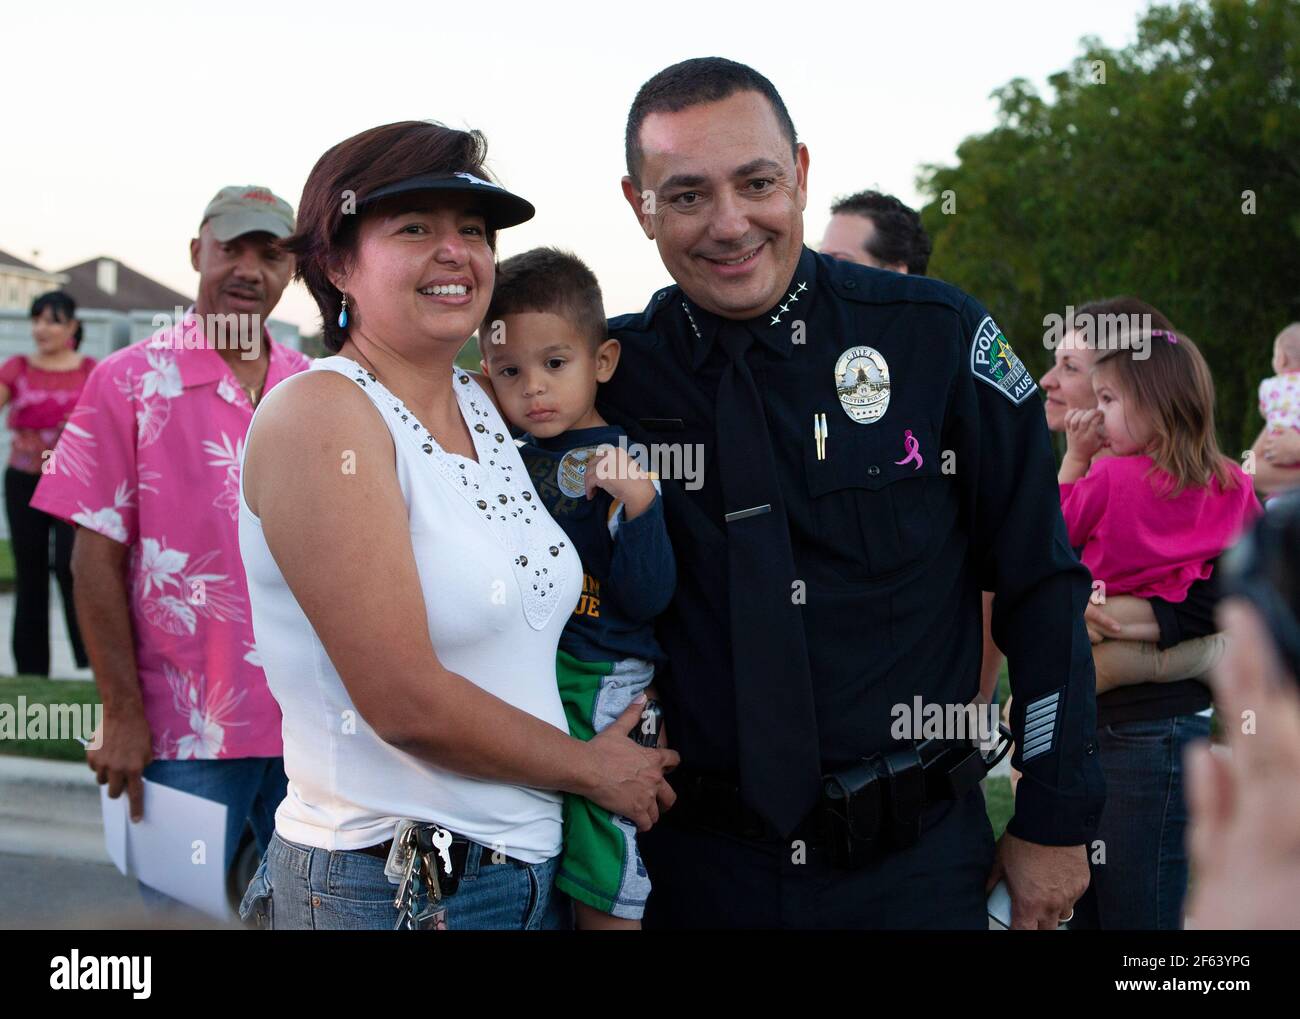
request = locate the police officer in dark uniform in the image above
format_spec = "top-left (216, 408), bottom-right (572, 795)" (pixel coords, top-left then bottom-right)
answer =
top-left (597, 57), bottom-right (1105, 929)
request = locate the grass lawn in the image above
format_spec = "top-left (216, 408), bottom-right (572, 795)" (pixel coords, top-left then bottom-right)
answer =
top-left (984, 776), bottom-right (1014, 838)
top-left (983, 664), bottom-right (1015, 835)
top-left (0, 674), bottom-right (100, 762)
top-left (0, 539), bottom-right (13, 588)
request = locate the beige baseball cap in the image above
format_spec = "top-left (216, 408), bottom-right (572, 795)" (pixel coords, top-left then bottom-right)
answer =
top-left (200, 185), bottom-right (295, 241)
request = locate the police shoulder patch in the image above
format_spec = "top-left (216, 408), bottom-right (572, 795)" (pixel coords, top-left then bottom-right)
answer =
top-left (970, 316), bottom-right (1036, 405)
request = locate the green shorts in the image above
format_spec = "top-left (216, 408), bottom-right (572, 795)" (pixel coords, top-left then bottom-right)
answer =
top-left (554, 648), bottom-right (655, 919)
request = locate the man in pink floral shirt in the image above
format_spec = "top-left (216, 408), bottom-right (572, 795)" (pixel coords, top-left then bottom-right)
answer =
top-left (33, 185), bottom-right (311, 910)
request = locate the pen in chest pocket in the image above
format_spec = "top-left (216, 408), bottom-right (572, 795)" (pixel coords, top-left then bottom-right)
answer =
top-left (813, 412), bottom-right (829, 461)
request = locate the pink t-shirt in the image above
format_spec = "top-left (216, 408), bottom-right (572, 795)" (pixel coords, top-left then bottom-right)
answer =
top-left (31, 314), bottom-right (311, 759)
top-left (1059, 454), bottom-right (1262, 602)
top-left (1, 355), bottom-right (97, 472)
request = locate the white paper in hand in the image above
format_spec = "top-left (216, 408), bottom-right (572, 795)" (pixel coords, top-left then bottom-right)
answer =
top-left (99, 778), bottom-right (229, 921)
top-left (987, 879), bottom-right (1012, 929)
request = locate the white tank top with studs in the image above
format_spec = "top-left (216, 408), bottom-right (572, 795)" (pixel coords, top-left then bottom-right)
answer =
top-left (238, 355), bottom-right (582, 862)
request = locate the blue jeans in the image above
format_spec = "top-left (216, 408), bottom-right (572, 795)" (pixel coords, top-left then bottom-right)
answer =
top-left (1070, 713), bottom-right (1211, 930)
top-left (241, 831), bottom-right (572, 930)
top-left (138, 757), bottom-right (287, 913)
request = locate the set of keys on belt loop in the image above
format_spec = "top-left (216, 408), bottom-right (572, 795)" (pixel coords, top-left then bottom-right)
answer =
top-left (813, 412), bottom-right (829, 460)
top-left (389, 821), bottom-right (455, 928)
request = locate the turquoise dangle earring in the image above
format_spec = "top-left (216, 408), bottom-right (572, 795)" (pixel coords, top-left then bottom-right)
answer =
top-left (338, 293), bottom-right (349, 330)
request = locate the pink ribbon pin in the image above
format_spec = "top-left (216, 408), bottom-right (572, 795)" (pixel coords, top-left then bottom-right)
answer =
top-left (894, 429), bottom-right (923, 470)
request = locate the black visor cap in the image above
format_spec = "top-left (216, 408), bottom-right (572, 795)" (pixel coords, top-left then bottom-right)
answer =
top-left (358, 172), bottom-right (535, 230)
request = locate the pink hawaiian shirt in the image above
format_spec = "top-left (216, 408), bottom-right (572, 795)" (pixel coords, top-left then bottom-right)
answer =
top-left (32, 312), bottom-right (311, 760)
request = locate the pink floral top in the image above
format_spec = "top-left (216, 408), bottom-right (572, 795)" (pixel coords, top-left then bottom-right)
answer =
top-left (1259, 372), bottom-right (1300, 432)
top-left (31, 313), bottom-right (311, 759)
top-left (0, 355), bottom-right (97, 473)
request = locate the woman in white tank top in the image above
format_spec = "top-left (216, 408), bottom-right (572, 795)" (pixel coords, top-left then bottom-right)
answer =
top-left (236, 122), bottom-right (676, 931)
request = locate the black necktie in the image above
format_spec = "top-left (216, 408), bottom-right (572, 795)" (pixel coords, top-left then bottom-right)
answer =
top-left (715, 322), bottom-right (822, 838)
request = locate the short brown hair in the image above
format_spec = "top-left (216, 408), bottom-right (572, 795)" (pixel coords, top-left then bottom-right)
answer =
top-left (287, 120), bottom-right (498, 352)
top-left (1093, 330), bottom-right (1235, 497)
top-left (481, 248), bottom-right (606, 360)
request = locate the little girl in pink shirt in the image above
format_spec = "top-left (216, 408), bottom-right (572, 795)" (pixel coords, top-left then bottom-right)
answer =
top-left (1059, 329), bottom-right (1262, 692)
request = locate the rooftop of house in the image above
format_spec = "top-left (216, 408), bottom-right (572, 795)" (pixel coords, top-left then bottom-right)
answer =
top-left (0, 248), bottom-right (58, 274)
top-left (58, 257), bottom-right (192, 314)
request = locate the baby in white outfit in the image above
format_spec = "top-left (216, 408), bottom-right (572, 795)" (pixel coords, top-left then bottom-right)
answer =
top-left (1260, 323), bottom-right (1300, 434)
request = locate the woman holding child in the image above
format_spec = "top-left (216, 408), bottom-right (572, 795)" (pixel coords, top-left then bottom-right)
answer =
top-left (235, 120), bottom-right (677, 930)
top-left (1037, 297), bottom-right (1261, 929)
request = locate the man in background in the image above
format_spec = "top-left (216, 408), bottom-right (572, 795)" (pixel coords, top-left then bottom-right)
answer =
top-left (33, 186), bottom-right (311, 912)
top-left (819, 189), bottom-right (931, 275)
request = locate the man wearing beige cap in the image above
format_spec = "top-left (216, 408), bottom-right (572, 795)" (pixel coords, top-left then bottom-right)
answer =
top-left (186, 186), bottom-right (298, 369)
top-left (33, 185), bottom-right (311, 917)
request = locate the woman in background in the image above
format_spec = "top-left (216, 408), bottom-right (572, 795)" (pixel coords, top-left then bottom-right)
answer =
top-left (0, 291), bottom-right (94, 675)
top-left (1037, 298), bottom-right (1228, 929)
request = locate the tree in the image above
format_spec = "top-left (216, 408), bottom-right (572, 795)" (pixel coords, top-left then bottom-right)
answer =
top-left (920, 0), bottom-right (1300, 454)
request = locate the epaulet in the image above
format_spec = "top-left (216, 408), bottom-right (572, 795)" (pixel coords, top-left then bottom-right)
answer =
top-left (608, 283), bottom-right (680, 338)
top-left (819, 251), bottom-right (967, 314)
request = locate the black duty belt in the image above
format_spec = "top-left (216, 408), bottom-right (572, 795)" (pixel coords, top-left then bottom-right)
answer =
top-left (666, 731), bottom-right (1011, 869)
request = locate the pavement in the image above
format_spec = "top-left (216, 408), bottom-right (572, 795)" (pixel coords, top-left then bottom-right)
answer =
top-left (0, 755), bottom-right (236, 928)
top-left (0, 755), bottom-right (108, 865)
top-left (0, 586), bottom-right (202, 927)
top-left (0, 754), bottom-right (134, 927)
top-left (0, 851), bottom-right (152, 929)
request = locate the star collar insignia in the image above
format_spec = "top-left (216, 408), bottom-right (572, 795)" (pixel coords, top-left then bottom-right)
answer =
top-left (769, 281), bottom-right (808, 326)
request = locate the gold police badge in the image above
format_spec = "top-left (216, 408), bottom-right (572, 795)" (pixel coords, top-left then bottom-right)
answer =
top-left (834, 346), bottom-right (891, 424)
top-left (557, 446), bottom-right (597, 498)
